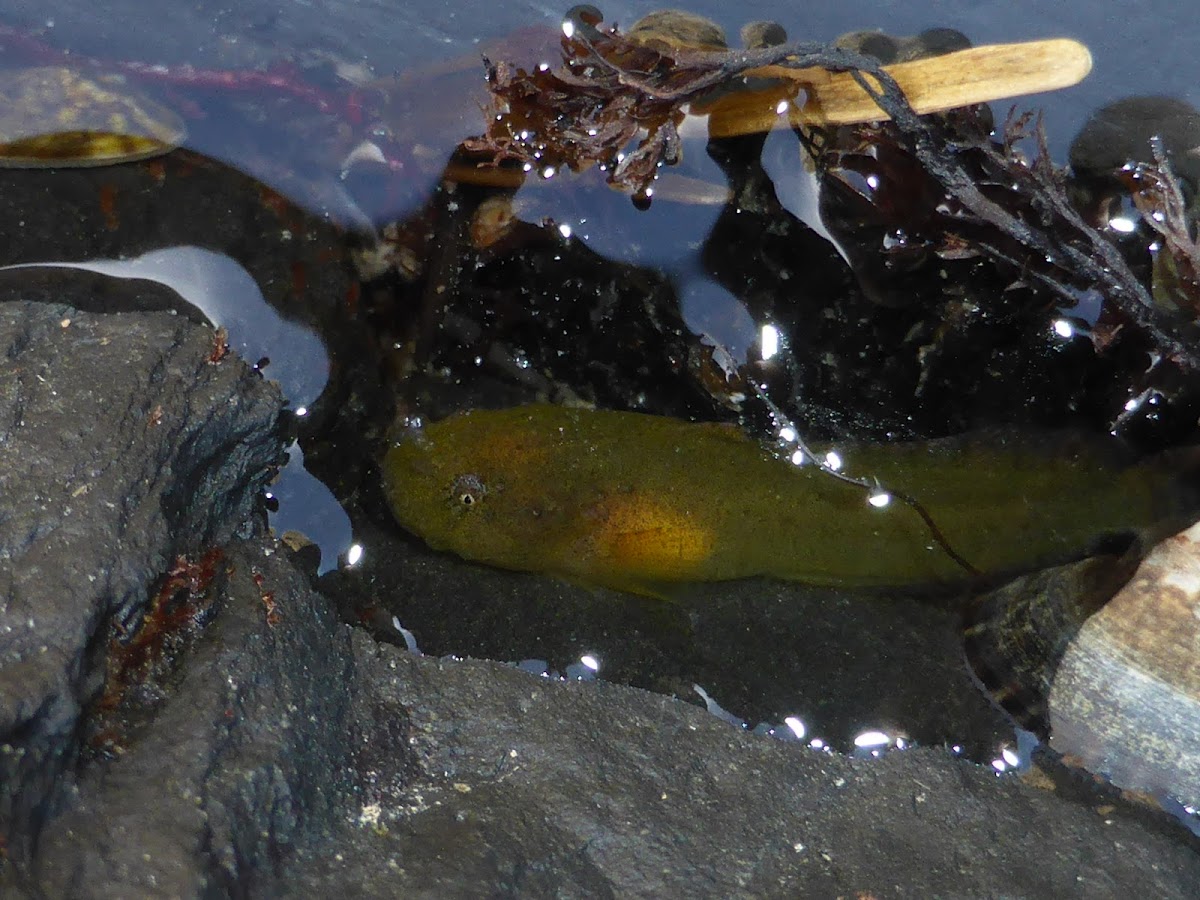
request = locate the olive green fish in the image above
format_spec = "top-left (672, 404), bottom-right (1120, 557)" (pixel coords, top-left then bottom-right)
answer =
top-left (382, 404), bottom-right (1197, 596)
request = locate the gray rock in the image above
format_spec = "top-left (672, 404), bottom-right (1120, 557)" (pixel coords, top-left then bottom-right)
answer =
top-left (30, 540), bottom-right (355, 898)
top-left (0, 299), bottom-right (284, 860)
top-left (278, 638), bottom-right (1199, 898)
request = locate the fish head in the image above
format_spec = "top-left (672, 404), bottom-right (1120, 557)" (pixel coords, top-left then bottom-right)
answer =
top-left (381, 409), bottom-right (566, 570)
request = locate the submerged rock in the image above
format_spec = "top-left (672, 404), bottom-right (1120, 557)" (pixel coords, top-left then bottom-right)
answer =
top-left (280, 636), bottom-right (1200, 898)
top-left (967, 517), bottom-right (1200, 813)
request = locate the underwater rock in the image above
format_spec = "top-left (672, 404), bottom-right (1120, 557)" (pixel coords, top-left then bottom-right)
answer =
top-left (279, 634), bottom-right (1200, 897)
top-left (967, 517), bottom-right (1200, 810)
top-left (625, 9), bottom-right (728, 50)
top-left (1069, 96), bottom-right (1200, 197)
top-left (834, 27), bottom-right (973, 64)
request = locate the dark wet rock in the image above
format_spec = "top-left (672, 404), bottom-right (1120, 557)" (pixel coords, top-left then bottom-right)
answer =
top-left (0, 146), bottom-right (375, 452)
top-left (0, 152), bottom-right (355, 320)
top-left (281, 637), bottom-right (1199, 898)
top-left (30, 540), bottom-right (355, 898)
top-left (834, 26), bottom-right (972, 63)
top-left (0, 298), bottom-right (284, 861)
top-left (331, 514), bottom-right (1016, 762)
top-left (1069, 96), bottom-right (1200, 191)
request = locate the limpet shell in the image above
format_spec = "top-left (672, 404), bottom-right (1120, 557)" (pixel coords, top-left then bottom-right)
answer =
top-left (966, 519), bottom-right (1200, 809)
top-left (0, 66), bottom-right (185, 167)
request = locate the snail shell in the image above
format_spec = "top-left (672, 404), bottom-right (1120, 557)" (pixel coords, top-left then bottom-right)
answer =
top-left (966, 522), bottom-right (1200, 808)
top-left (625, 11), bottom-right (728, 52)
top-left (833, 27), bottom-right (972, 64)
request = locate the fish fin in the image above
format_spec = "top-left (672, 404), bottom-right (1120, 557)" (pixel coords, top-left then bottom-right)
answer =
top-left (610, 577), bottom-right (686, 602)
top-left (557, 570), bottom-right (683, 601)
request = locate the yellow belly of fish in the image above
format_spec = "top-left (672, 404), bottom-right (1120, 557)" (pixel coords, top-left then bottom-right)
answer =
top-left (571, 493), bottom-right (718, 582)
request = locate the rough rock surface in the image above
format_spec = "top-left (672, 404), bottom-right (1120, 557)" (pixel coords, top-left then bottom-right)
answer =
top-left (2, 300), bottom-right (1198, 897)
top-left (0, 298), bottom-right (284, 860)
top-left (284, 639), bottom-right (1200, 898)
top-left (29, 540), bottom-right (356, 898)
top-left (334, 513), bottom-right (1019, 761)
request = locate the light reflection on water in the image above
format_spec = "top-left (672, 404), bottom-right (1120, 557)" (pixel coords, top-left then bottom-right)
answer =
top-left (0, 248), bottom-right (352, 573)
top-left (0, 247), bottom-right (329, 407)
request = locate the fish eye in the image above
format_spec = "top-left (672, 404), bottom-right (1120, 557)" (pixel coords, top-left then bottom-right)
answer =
top-left (450, 473), bottom-right (487, 511)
